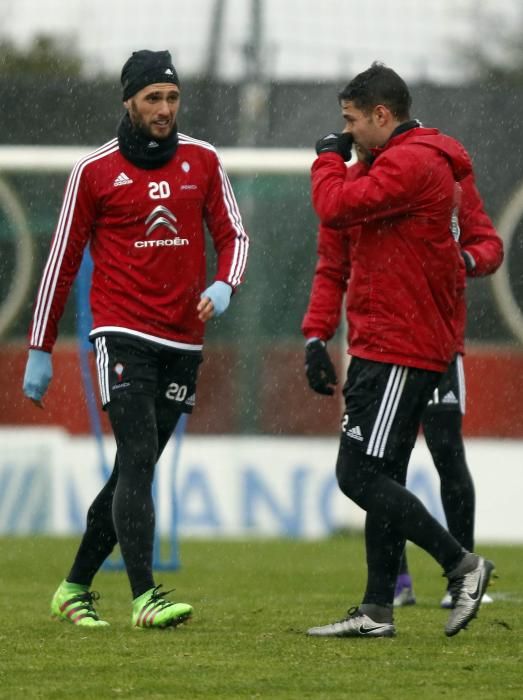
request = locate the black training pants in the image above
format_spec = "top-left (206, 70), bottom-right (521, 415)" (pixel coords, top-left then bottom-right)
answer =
top-left (67, 392), bottom-right (181, 599)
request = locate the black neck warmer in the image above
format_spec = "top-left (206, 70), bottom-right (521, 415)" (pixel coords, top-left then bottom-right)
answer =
top-left (389, 119), bottom-right (421, 141)
top-left (117, 113), bottom-right (178, 169)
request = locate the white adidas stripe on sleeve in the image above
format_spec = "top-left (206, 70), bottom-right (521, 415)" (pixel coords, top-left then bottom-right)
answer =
top-left (31, 140), bottom-right (119, 347)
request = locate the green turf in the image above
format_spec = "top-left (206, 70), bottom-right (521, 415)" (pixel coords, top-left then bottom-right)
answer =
top-left (1, 536), bottom-right (521, 699)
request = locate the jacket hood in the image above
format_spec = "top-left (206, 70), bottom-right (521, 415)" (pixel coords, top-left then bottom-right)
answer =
top-left (386, 126), bottom-right (473, 182)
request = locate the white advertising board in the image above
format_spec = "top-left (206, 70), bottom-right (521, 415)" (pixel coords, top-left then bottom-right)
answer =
top-left (0, 428), bottom-right (521, 542)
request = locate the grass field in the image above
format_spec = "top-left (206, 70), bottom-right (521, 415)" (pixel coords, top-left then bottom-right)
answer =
top-left (1, 535), bottom-right (521, 699)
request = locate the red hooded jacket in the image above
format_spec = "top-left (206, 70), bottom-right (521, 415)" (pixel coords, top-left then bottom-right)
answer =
top-left (304, 166), bottom-right (503, 358)
top-left (310, 125), bottom-right (474, 371)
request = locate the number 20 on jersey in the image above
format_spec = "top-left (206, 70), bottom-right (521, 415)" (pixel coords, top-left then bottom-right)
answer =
top-left (149, 181), bottom-right (171, 199)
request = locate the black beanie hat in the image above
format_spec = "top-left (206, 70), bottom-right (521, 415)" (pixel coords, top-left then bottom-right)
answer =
top-left (121, 50), bottom-right (180, 100)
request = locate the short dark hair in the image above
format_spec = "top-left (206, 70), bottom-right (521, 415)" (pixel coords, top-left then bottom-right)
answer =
top-left (338, 62), bottom-right (411, 120)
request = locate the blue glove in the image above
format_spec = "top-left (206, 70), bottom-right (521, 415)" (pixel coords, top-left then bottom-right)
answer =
top-left (200, 281), bottom-right (232, 317)
top-left (23, 349), bottom-right (53, 402)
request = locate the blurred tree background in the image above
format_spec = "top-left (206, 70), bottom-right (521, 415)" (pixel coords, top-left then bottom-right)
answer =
top-left (0, 35), bottom-right (83, 76)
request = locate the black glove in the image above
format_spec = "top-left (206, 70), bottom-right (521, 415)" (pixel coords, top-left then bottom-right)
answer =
top-left (305, 339), bottom-right (338, 396)
top-left (315, 132), bottom-right (354, 161)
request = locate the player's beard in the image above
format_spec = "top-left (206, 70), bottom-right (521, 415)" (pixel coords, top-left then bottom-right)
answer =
top-left (128, 101), bottom-right (175, 141)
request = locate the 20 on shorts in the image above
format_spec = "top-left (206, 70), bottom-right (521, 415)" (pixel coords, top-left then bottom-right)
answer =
top-left (93, 334), bottom-right (202, 412)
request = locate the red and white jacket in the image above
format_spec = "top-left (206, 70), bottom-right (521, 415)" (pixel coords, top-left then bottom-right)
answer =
top-left (303, 171), bottom-right (503, 357)
top-left (310, 126), bottom-right (475, 372)
top-left (29, 133), bottom-right (249, 352)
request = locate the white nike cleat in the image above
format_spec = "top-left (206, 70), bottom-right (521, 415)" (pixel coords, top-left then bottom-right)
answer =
top-left (307, 607), bottom-right (396, 638)
top-left (440, 590), bottom-right (493, 609)
top-left (445, 556), bottom-right (495, 636)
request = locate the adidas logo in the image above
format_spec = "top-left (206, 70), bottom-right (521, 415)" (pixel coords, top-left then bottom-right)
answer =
top-left (442, 390), bottom-right (459, 404)
top-left (113, 172), bottom-right (133, 187)
top-left (165, 68), bottom-right (174, 75)
top-left (346, 425), bottom-right (364, 441)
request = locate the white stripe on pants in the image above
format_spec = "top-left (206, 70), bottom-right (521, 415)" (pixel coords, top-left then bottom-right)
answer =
top-left (95, 336), bottom-right (110, 405)
top-left (366, 365), bottom-right (409, 458)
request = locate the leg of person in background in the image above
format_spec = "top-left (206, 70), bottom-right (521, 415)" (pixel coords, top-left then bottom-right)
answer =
top-left (391, 434), bottom-right (416, 609)
top-left (393, 544), bottom-right (416, 607)
top-left (424, 409), bottom-right (492, 607)
top-left (50, 393), bottom-right (190, 628)
top-left (393, 412), bottom-right (474, 608)
top-left (393, 355), bottom-right (493, 608)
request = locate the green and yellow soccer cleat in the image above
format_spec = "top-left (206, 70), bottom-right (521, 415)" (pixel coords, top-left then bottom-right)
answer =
top-left (132, 585), bottom-right (193, 629)
top-left (50, 580), bottom-right (109, 627)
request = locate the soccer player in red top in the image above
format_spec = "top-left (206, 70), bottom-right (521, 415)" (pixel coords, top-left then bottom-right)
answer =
top-left (302, 165), bottom-right (503, 610)
top-left (305, 62), bottom-right (494, 638)
top-left (23, 49), bottom-right (249, 628)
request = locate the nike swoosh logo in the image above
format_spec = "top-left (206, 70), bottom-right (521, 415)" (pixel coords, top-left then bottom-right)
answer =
top-left (358, 624), bottom-right (389, 635)
top-left (467, 573), bottom-right (483, 601)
